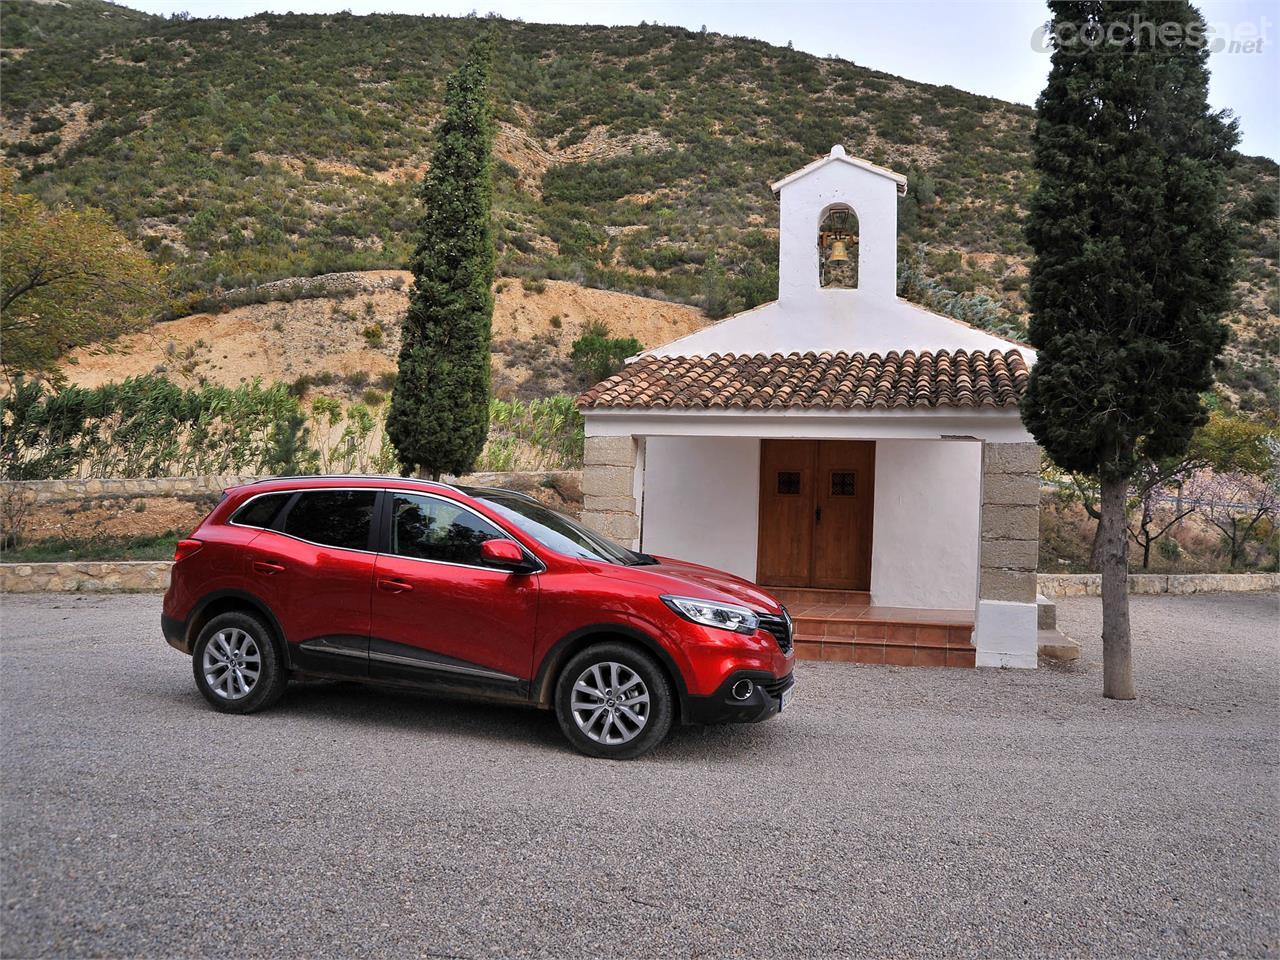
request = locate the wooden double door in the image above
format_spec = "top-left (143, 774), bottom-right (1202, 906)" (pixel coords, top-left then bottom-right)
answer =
top-left (757, 440), bottom-right (875, 590)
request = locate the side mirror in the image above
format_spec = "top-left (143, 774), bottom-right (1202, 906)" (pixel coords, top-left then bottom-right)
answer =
top-left (481, 538), bottom-right (536, 573)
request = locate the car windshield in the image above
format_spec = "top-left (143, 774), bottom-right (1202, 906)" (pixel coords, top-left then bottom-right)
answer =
top-left (464, 489), bottom-right (654, 566)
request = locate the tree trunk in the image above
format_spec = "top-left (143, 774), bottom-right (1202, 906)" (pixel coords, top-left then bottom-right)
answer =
top-left (1089, 520), bottom-right (1105, 572)
top-left (1099, 476), bottom-right (1136, 700)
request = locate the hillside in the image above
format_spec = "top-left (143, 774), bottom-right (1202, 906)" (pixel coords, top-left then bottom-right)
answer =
top-left (2, 0), bottom-right (1276, 411)
top-left (61, 271), bottom-right (708, 400)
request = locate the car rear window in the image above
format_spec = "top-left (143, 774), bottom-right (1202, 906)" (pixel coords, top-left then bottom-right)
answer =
top-left (281, 490), bottom-right (377, 551)
top-left (229, 492), bottom-right (292, 529)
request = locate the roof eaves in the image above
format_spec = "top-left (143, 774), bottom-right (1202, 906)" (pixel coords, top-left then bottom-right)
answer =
top-left (770, 146), bottom-right (909, 197)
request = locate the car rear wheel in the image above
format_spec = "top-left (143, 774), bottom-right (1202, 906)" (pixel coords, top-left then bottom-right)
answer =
top-left (554, 642), bottom-right (674, 759)
top-left (192, 611), bottom-right (287, 714)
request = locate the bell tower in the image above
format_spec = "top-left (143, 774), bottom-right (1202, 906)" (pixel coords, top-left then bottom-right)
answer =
top-left (773, 145), bottom-right (908, 305)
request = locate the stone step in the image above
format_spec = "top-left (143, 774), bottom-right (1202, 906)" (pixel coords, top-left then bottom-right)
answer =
top-left (768, 586), bottom-right (871, 607)
top-left (793, 634), bottom-right (976, 668)
top-left (790, 616), bottom-right (974, 646)
top-left (1037, 628), bottom-right (1080, 661)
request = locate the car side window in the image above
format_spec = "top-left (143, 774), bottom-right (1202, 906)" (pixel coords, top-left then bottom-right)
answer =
top-left (230, 492), bottom-right (292, 529)
top-left (392, 493), bottom-right (504, 566)
top-left (281, 490), bottom-right (377, 551)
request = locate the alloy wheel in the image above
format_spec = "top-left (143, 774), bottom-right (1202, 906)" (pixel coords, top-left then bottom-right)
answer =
top-left (570, 661), bottom-right (651, 745)
top-left (201, 628), bottom-right (262, 701)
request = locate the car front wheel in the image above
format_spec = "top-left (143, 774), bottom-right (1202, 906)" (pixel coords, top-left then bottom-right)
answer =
top-left (554, 642), bottom-right (674, 759)
top-left (191, 611), bottom-right (287, 714)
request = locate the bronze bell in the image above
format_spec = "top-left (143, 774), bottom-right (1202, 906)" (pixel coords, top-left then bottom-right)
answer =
top-left (827, 238), bottom-right (850, 263)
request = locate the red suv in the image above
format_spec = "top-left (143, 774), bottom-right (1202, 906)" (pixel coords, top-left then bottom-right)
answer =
top-left (162, 476), bottom-right (795, 759)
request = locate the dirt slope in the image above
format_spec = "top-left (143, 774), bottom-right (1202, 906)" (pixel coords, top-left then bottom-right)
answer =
top-left (62, 272), bottom-right (709, 400)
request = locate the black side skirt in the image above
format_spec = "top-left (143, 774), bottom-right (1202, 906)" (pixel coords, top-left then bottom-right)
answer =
top-left (294, 636), bottom-right (530, 701)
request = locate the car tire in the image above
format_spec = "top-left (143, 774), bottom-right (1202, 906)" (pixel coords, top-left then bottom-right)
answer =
top-left (191, 611), bottom-right (288, 715)
top-left (555, 642), bottom-right (675, 760)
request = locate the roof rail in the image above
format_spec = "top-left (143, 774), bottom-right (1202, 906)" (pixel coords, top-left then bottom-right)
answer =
top-left (251, 474), bottom-right (462, 492)
top-left (460, 484), bottom-right (540, 502)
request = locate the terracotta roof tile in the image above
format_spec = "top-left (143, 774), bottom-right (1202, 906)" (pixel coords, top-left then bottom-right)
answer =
top-left (577, 350), bottom-right (1028, 411)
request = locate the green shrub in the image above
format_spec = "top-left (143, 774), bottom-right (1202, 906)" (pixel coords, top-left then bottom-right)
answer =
top-left (0, 375), bottom-right (306, 479)
top-left (570, 322), bottom-right (642, 383)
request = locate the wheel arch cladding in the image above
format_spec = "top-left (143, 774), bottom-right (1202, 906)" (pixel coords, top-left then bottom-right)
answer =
top-left (188, 590), bottom-right (290, 668)
top-left (534, 625), bottom-right (686, 720)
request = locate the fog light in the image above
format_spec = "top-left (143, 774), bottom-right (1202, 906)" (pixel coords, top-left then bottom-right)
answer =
top-left (731, 679), bottom-right (754, 700)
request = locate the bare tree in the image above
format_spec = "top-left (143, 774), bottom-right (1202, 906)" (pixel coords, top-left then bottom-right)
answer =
top-left (1187, 470), bottom-right (1279, 570)
top-left (1127, 460), bottom-right (1198, 569)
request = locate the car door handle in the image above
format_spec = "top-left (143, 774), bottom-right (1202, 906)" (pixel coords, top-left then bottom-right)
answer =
top-left (253, 560), bottom-right (286, 575)
top-left (377, 578), bottom-right (413, 594)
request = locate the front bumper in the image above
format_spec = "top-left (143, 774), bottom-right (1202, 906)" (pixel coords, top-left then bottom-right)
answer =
top-left (682, 670), bottom-right (795, 725)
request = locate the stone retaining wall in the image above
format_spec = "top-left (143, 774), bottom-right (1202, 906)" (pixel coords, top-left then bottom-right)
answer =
top-left (1038, 573), bottom-right (1280, 597)
top-left (3, 565), bottom-right (1277, 596)
top-left (6, 476), bottom-right (260, 504)
top-left (4, 470), bottom-right (583, 505)
top-left (1, 561), bottom-right (172, 593)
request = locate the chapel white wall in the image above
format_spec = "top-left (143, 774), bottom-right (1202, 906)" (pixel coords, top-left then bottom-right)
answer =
top-left (639, 436), bottom-right (760, 581)
top-left (642, 143), bottom-right (1034, 363)
top-left (778, 156), bottom-right (899, 301)
top-left (869, 439), bottom-right (982, 610)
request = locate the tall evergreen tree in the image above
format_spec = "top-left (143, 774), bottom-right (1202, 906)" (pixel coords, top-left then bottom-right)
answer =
top-left (387, 37), bottom-right (495, 480)
top-left (1022, 1), bottom-right (1237, 698)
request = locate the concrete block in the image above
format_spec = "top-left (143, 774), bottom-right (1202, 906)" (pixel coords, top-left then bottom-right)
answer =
top-left (981, 504), bottom-right (1039, 542)
top-left (580, 510), bottom-right (639, 544)
top-left (582, 495), bottom-right (637, 514)
top-left (981, 473), bottom-right (1042, 507)
top-left (983, 442), bottom-right (1040, 476)
top-left (584, 435), bottom-right (636, 468)
top-left (979, 568), bottom-right (1038, 603)
top-left (973, 599), bottom-right (1038, 669)
top-left (981, 539), bottom-right (1040, 572)
top-left (604, 513), bottom-right (640, 542)
top-left (581, 465), bottom-right (634, 499)
top-left (1036, 594), bottom-right (1056, 630)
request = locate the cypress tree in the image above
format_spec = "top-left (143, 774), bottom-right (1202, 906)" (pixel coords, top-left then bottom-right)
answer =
top-left (387, 37), bottom-right (495, 480)
top-left (1022, 1), bottom-right (1237, 698)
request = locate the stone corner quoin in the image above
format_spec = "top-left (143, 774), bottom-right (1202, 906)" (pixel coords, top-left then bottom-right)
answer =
top-left (978, 441), bottom-right (1040, 605)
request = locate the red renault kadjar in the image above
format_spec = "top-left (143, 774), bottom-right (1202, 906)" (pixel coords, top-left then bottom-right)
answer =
top-left (162, 476), bottom-right (795, 759)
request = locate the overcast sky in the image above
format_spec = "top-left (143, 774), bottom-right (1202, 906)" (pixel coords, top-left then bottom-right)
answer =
top-left (122, 0), bottom-right (1278, 160)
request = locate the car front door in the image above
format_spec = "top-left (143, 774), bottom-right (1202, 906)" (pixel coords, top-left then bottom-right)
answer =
top-left (244, 488), bottom-right (379, 676)
top-left (369, 490), bottom-right (539, 692)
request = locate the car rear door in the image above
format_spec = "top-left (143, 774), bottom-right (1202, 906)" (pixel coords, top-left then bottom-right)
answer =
top-left (244, 488), bottom-right (379, 676)
top-left (369, 490), bottom-right (538, 692)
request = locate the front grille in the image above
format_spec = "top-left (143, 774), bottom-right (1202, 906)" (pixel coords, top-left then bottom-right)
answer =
top-left (762, 673), bottom-right (795, 697)
top-left (758, 609), bottom-right (793, 654)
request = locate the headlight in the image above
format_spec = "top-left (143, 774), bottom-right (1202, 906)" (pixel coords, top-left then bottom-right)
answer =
top-left (661, 595), bottom-right (760, 634)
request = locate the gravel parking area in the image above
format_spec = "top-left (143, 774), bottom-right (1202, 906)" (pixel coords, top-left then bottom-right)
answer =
top-left (2, 591), bottom-right (1277, 958)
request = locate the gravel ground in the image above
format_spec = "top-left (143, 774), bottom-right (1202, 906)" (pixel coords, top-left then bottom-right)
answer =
top-left (2, 591), bottom-right (1276, 959)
